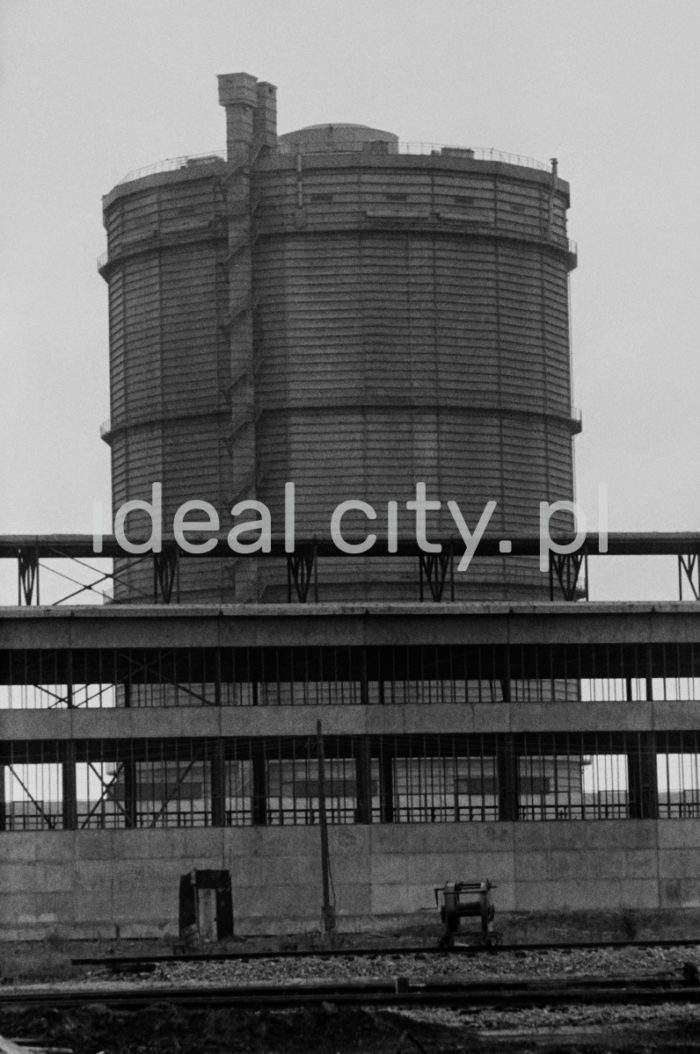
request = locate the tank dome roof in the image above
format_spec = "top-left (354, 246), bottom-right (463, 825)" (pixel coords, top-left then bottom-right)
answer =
top-left (279, 123), bottom-right (399, 153)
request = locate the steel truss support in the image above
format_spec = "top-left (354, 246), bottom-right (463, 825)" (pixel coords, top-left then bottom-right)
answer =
top-left (153, 545), bottom-right (179, 603)
top-left (287, 545), bottom-right (317, 603)
top-left (419, 545), bottom-right (455, 602)
top-left (678, 553), bottom-right (700, 600)
top-left (7, 765), bottom-right (56, 830)
top-left (549, 550), bottom-right (588, 601)
top-left (80, 762), bottom-right (131, 830)
top-left (17, 548), bottom-right (39, 605)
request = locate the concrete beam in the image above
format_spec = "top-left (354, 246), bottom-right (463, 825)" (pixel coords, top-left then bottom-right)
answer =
top-left (2, 601), bottom-right (700, 652)
top-left (2, 700), bottom-right (700, 742)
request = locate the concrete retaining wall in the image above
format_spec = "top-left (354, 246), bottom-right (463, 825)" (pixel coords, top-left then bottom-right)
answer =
top-left (2, 820), bottom-right (700, 941)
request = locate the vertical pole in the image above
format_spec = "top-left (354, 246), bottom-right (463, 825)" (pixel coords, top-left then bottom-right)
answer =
top-left (316, 720), bottom-right (335, 938)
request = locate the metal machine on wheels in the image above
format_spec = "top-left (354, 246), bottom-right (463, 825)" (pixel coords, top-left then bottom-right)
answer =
top-left (435, 880), bottom-right (499, 948)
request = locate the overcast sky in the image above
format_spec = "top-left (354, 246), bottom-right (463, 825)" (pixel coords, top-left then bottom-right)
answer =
top-left (1, 0), bottom-right (699, 601)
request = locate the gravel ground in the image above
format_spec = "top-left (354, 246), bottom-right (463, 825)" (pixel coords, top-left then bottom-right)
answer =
top-left (3, 946), bottom-right (700, 1051)
top-left (135, 944), bottom-right (700, 987)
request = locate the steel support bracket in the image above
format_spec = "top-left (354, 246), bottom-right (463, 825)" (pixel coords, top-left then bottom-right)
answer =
top-left (17, 547), bottom-right (39, 605)
top-left (678, 553), bottom-right (700, 600)
top-left (153, 545), bottom-right (179, 604)
top-left (287, 545), bottom-right (317, 603)
top-left (419, 545), bottom-right (455, 602)
top-left (549, 549), bottom-right (588, 601)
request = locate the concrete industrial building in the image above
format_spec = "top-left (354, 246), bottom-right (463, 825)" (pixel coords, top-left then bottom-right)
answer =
top-left (1, 73), bottom-right (700, 943)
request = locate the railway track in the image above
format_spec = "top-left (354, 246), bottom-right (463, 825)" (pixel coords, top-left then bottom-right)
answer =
top-left (4, 974), bottom-right (700, 1013)
top-left (72, 937), bottom-right (700, 969)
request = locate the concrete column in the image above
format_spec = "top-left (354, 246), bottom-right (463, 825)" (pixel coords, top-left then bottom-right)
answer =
top-left (217, 73), bottom-right (265, 600)
top-left (254, 81), bottom-right (278, 149)
top-left (62, 741), bottom-right (78, 831)
top-left (497, 734), bottom-right (519, 821)
top-left (122, 754), bottom-right (138, 829)
top-left (121, 683), bottom-right (138, 828)
top-left (218, 73), bottom-right (277, 157)
top-left (497, 664), bottom-right (519, 821)
top-left (251, 753), bottom-right (267, 825)
top-left (378, 746), bottom-right (394, 823)
top-left (218, 72), bottom-right (258, 159)
top-left (355, 737), bottom-right (372, 824)
top-left (627, 732), bottom-right (659, 820)
top-left (359, 647), bottom-right (369, 706)
top-left (211, 740), bottom-right (226, 827)
top-left (0, 764), bottom-right (6, 832)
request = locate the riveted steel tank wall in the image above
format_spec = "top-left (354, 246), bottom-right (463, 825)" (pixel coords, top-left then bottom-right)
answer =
top-left (250, 150), bottom-right (578, 600)
top-left (101, 162), bottom-right (237, 602)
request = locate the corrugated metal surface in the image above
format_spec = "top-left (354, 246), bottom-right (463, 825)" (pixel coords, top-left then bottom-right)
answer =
top-left (251, 153), bottom-right (575, 599)
top-left (102, 144), bottom-right (576, 603)
top-left (104, 168), bottom-right (232, 601)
